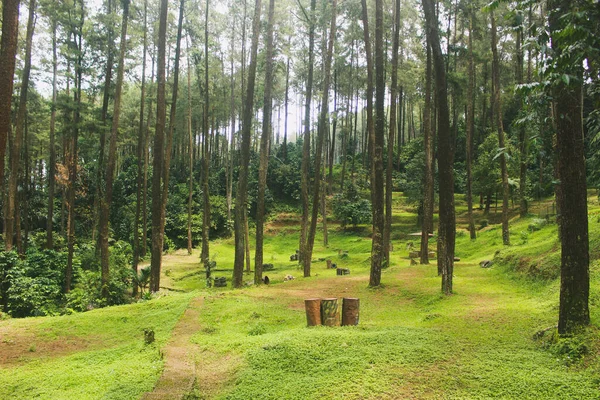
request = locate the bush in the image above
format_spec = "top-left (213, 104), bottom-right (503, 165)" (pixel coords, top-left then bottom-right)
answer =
top-left (332, 183), bottom-right (372, 229)
top-left (4, 249), bottom-right (72, 317)
top-left (528, 218), bottom-right (548, 232)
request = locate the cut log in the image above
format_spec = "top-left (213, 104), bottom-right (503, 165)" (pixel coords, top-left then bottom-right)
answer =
top-left (320, 298), bottom-right (340, 326)
top-left (305, 298), bottom-right (322, 326)
top-left (326, 259), bottom-right (332, 269)
top-left (342, 298), bottom-right (359, 326)
top-left (409, 251), bottom-right (420, 258)
top-left (336, 268), bottom-right (350, 275)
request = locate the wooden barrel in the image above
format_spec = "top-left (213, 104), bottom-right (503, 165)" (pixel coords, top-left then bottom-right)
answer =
top-left (305, 298), bottom-right (322, 326)
top-left (320, 298), bottom-right (340, 326)
top-left (342, 298), bottom-right (359, 326)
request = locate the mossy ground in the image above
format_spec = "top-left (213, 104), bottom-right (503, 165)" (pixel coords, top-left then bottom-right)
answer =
top-left (0, 191), bottom-right (599, 399)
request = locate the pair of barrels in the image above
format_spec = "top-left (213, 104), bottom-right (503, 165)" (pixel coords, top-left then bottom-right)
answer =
top-left (304, 297), bottom-right (359, 326)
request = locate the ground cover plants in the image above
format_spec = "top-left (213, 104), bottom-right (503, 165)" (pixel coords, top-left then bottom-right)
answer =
top-left (0, 193), bottom-right (598, 399)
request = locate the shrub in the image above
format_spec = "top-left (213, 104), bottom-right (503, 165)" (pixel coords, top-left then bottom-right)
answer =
top-left (5, 249), bottom-right (71, 317)
top-left (332, 184), bottom-right (372, 229)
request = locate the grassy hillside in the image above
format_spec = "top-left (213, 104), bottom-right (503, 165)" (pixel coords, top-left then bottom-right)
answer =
top-left (0, 192), bottom-right (598, 399)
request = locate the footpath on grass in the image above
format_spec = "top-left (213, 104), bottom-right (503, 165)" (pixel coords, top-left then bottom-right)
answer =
top-left (143, 296), bottom-right (204, 400)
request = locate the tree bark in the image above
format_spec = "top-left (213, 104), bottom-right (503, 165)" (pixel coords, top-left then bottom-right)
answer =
top-left (549, 0), bottom-right (590, 334)
top-left (150, 0), bottom-right (169, 293)
top-left (422, 0), bottom-right (455, 295)
top-left (491, 10), bottom-right (510, 245)
top-left (466, 9), bottom-right (476, 240)
top-left (255, 0), bottom-right (276, 285)
top-left (187, 40), bottom-right (194, 255)
top-left (306, 0), bottom-right (337, 278)
top-left (66, 0), bottom-right (85, 293)
top-left (385, 0), bottom-right (401, 267)
top-left (283, 55), bottom-right (290, 162)
top-left (321, 298), bottom-right (340, 326)
top-left (342, 298), bottom-right (360, 326)
top-left (361, 0), bottom-right (380, 287)
top-left (46, 19), bottom-right (58, 249)
top-left (0, 0), bottom-right (20, 200)
top-left (300, 0), bottom-right (316, 277)
top-left (201, 0), bottom-right (211, 266)
top-left (6, 0), bottom-right (35, 252)
top-left (133, 0), bottom-right (148, 292)
top-left (93, 0), bottom-right (115, 245)
top-left (99, 0), bottom-right (130, 299)
top-left (516, 19), bottom-right (528, 218)
top-left (233, 0), bottom-right (262, 288)
top-left (305, 298), bottom-right (321, 326)
top-left (420, 39), bottom-right (433, 265)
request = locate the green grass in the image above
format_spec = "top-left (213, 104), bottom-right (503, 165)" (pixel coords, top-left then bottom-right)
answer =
top-left (1, 191), bottom-right (599, 399)
top-left (0, 292), bottom-right (195, 399)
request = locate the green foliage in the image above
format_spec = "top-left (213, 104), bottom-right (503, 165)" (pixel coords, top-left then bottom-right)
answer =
top-left (332, 183), bottom-right (372, 228)
top-left (4, 250), bottom-right (71, 318)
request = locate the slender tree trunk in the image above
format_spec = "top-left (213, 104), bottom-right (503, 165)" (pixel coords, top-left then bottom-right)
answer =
top-left (306, 0), bottom-right (337, 278)
top-left (150, 0), bottom-right (169, 293)
top-left (6, 0), bottom-right (35, 252)
top-left (133, 0), bottom-right (148, 294)
top-left (360, 0), bottom-right (380, 286)
top-left (549, 0), bottom-right (590, 334)
top-left (420, 40), bottom-right (433, 265)
top-left (328, 70), bottom-right (337, 192)
top-left (283, 54), bottom-right (290, 161)
top-left (227, 20), bottom-right (236, 226)
top-left (491, 10), bottom-right (510, 245)
top-left (0, 0), bottom-right (20, 206)
top-left (47, 20), bottom-right (58, 249)
top-left (142, 58), bottom-right (155, 258)
top-left (187, 41), bottom-right (194, 255)
top-left (385, 0), bottom-right (401, 267)
top-left (94, 0), bottom-right (115, 245)
top-left (233, 0), bottom-right (262, 288)
top-left (255, 0), bottom-right (275, 285)
top-left (422, 0), bottom-right (455, 295)
top-left (300, 0), bottom-right (316, 276)
top-left (516, 22), bottom-right (528, 218)
top-left (66, 2), bottom-right (84, 293)
top-left (201, 0), bottom-right (211, 266)
top-left (466, 9), bottom-right (476, 240)
top-left (157, 0), bottom-right (184, 274)
top-left (99, 0), bottom-right (130, 299)
top-left (322, 156), bottom-right (328, 246)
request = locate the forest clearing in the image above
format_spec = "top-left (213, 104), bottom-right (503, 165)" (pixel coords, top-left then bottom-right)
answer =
top-left (0, 0), bottom-right (599, 398)
top-left (1, 193), bottom-right (599, 399)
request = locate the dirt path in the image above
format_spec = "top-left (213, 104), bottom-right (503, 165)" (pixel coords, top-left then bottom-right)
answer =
top-left (143, 296), bottom-right (204, 400)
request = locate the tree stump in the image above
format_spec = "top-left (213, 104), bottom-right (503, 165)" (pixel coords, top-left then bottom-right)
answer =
top-left (144, 328), bottom-right (155, 345)
top-left (342, 298), bottom-right (359, 326)
top-left (336, 268), bottom-right (350, 275)
top-left (326, 259), bottom-right (332, 269)
top-left (214, 277), bottom-right (227, 287)
top-left (320, 298), bottom-right (340, 326)
top-left (305, 298), bottom-right (322, 326)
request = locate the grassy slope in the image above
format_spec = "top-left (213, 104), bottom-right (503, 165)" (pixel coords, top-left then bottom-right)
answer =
top-left (0, 292), bottom-right (195, 399)
top-left (0, 192), bottom-right (599, 399)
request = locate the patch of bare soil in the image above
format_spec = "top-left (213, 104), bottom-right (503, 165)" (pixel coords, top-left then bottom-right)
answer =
top-left (0, 325), bottom-right (98, 366)
top-left (266, 274), bottom-right (367, 305)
